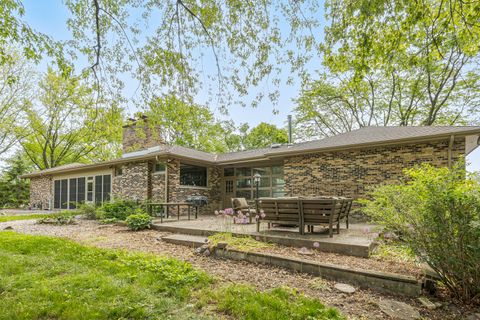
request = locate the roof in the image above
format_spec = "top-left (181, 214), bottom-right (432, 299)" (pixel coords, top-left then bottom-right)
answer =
top-left (22, 126), bottom-right (480, 178)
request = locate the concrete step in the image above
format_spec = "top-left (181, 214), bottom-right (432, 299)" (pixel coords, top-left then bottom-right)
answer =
top-left (162, 234), bottom-right (207, 248)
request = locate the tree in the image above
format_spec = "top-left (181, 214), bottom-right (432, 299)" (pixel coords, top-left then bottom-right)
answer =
top-left (18, 68), bottom-right (123, 170)
top-left (0, 48), bottom-right (35, 155)
top-left (145, 94), bottom-right (231, 153)
top-left (0, 152), bottom-right (31, 208)
top-left (226, 122), bottom-right (288, 151)
top-left (295, 0), bottom-right (480, 139)
top-left (64, 0), bottom-right (322, 110)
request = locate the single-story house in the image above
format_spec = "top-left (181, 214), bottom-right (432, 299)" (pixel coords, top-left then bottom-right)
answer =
top-left (22, 117), bottom-right (480, 213)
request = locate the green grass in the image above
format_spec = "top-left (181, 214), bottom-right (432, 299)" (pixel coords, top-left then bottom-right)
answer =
top-left (0, 231), bottom-right (343, 320)
top-left (0, 212), bottom-right (70, 223)
top-left (371, 241), bottom-right (416, 264)
top-left (208, 232), bottom-right (273, 251)
top-left (201, 285), bottom-right (344, 320)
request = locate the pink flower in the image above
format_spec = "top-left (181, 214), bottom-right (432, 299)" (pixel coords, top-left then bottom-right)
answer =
top-left (261, 213), bottom-right (266, 218)
top-left (246, 212), bottom-right (250, 217)
top-left (255, 215), bottom-right (260, 220)
top-left (313, 242), bottom-right (320, 248)
top-left (260, 209), bottom-right (265, 214)
top-left (363, 227), bottom-right (371, 234)
top-left (214, 210), bottom-right (219, 215)
top-left (224, 208), bottom-right (234, 215)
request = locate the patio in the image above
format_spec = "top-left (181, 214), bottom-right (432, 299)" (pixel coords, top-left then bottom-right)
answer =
top-left (152, 216), bottom-right (378, 257)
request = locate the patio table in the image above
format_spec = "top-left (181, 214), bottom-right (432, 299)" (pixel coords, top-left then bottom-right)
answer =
top-left (147, 202), bottom-right (199, 223)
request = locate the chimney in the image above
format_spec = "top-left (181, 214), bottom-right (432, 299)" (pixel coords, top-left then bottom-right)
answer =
top-left (122, 115), bottom-right (164, 153)
top-left (287, 115), bottom-right (293, 144)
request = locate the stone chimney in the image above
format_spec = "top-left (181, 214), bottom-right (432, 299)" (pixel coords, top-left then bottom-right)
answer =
top-left (122, 115), bottom-right (164, 153)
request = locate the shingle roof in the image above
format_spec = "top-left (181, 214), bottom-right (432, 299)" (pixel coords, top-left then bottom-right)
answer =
top-left (22, 126), bottom-right (480, 178)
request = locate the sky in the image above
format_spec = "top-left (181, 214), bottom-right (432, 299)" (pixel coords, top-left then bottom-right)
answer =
top-left (17, 1), bottom-right (480, 172)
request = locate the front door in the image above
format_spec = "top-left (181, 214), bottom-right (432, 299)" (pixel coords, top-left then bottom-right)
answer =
top-left (222, 178), bottom-right (235, 208)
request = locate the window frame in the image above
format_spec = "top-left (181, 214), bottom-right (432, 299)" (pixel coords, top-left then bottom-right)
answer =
top-left (179, 163), bottom-right (208, 188)
top-left (154, 162), bottom-right (166, 174)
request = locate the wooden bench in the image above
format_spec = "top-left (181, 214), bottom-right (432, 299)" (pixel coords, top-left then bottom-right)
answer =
top-left (256, 197), bottom-right (353, 237)
top-left (256, 197), bottom-right (304, 234)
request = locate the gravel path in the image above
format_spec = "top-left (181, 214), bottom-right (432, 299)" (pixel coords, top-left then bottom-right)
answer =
top-left (1, 218), bottom-right (476, 319)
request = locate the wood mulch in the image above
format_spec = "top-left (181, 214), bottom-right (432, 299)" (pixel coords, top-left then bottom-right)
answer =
top-left (1, 218), bottom-right (478, 320)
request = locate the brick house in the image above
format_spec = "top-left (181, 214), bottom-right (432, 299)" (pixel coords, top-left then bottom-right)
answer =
top-left (22, 118), bottom-right (480, 213)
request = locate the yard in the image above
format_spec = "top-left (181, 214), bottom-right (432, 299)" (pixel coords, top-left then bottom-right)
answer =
top-left (1, 216), bottom-right (477, 319)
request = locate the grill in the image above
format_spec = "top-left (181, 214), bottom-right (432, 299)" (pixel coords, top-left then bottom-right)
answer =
top-left (185, 196), bottom-right (208, 207)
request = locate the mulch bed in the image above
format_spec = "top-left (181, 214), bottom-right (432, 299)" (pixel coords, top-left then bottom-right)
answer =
top-left (1, 218), bottom-right (478, 319)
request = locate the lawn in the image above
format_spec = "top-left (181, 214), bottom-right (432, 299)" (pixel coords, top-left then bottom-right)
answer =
top-left (0, 212), bottom-right (67, 223)
top-left (0, 231), bottom-right (343, 320)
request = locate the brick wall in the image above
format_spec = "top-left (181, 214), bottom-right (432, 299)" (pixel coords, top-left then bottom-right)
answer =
top-left (112, 161), bottom-right (150, 200)
top-left (29, 175), bottom-right (52, 209)
top-left (122, 118), bottom-right (164, 153)
top-left (284, 138), bottom-right (465, 201)
top-left (167, 159), bottom-right (222, 214)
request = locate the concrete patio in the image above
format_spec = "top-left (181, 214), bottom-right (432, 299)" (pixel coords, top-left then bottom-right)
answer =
top-left (153, 216), bottom-right (379, 257)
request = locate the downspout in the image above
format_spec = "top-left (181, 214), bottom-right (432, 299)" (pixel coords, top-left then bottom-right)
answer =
top-left (448, 135), bottom-right (455, 168)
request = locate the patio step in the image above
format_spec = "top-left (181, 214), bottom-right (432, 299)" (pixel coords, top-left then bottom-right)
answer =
top-left (162, 234), bottom-right (208, 248)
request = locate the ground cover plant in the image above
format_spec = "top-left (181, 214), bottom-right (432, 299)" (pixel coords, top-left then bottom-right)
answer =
top-left (0, 231), bottom-right (343, 320)
top-left (0, 211), bottom-right (68, 223)
top-left (37, 211), bottom-right (76, 225)
top-left (208, 232), bottom-right (273, 251)
top-left (361, 163), bottom-right (480, 304)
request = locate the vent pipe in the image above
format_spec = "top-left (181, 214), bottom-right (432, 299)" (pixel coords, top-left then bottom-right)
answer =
top-left (287, 115), bottom-right (293, 144)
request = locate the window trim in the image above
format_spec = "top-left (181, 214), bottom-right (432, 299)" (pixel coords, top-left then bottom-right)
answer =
top-left (153, 161), bottom-right (166, 174)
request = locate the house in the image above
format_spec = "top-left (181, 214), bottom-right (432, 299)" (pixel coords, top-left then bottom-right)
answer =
top-left (22, 117), bottom-right (480, 213)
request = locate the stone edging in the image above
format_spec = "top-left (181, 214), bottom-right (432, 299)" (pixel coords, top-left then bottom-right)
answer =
top-left (213, 248), bottom-right (422, 297)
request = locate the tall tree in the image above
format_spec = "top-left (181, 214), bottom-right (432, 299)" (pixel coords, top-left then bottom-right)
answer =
top-left (145, 94), bottom-right (231, 153)
top-left (295, 0), bottom-right (480, 139)
top-left (0, 48), bottom-right (35, 155)
top-left (18, 68), bottom-right (123, 170)
top-left (226, 122), bottom-right (288, 151)
top-left (0, 152), bottom-right (31, 208)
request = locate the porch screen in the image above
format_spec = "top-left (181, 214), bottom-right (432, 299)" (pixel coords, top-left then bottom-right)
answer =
top-left (53, 175), bottom-right (110, 209)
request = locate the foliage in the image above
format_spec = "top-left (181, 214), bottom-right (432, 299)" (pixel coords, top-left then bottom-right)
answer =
top-left (295, 0), bottom-right (480, 139)
top-left (63, 0), bottom-right (321, 111)
top-left (18, 68), bottom-right (123, 170)
top-left (227, 122), bottom-right (288, 151)
top-left (203, 284), bottom-right (344, 320)
top-left (0, 48), bottom-right (36, 156)
top-left (96, 199), bottom-right (139, 221)
top-left (370, 240), bottom-right (416, 265)
top-left (125, 211), bottom-right (153, 231)
top-left (77, 202), bottom-right (97, 220)
top-left (208, 232), bottom-right (273, 252)
top-left (0, 232), bottom-right (211, 319)
top-left (360, 163), bottom-right (480, 303)
top-left (0, 153), bottom-right (31, 208)
top-left (37, 211), bottom-right (76, 225)
top-left (0, 211), bottom-right (67, 223)
top-left (145, 94), bottom-right (231, 152)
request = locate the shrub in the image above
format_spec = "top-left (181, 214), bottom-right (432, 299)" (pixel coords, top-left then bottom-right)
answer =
top-left (125, 210), bottom-right (152, 231)
top-left (77, 202), bottom-right (97, 219)
top-left (96, 199), bottom-right (138, 221)
top-left (360, 163), bottom-right (480, 303)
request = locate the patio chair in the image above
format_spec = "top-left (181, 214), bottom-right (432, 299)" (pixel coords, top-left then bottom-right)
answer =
top-left (302, 198), bottom-right (343, 237)
top-left (338, 197), bottom-right (353, 229)
top-left (256, 197), bottom-right (304, 234)
top-left (231, 197), bottom-right (256, 223)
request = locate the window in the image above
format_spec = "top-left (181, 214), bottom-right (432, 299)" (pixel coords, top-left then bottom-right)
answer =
top-left (54, 175), bottom-right (110, 209)
top-left (180, 164), bottom-right (207, 187)
top-left (115, 166), bottom-right (123, 176)
top-left (229, 164), bottom-right (284, 200)
top-left (154, 162), bottom-right (166, 173)
top-left (69, 178), bottom-right (77, 209)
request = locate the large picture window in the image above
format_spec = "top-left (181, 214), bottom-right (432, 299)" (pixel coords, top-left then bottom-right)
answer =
top-left (180, 164), bottom-right (207, 187)
top-left (225, 165), bottom-right (284, 200)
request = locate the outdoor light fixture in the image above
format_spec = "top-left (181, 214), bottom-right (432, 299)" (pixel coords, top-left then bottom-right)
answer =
top-left (254, 173), bottom-right (261, 198)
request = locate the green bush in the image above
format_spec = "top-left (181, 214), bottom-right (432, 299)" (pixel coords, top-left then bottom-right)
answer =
top-left (125, 211), bottom-right (153, 231)
top-left (360, 163), bottom-right (480, 303)
top-left (77, 202), bottom-right (97, 219)
top-left (96, 199), bottom-right (138, 221)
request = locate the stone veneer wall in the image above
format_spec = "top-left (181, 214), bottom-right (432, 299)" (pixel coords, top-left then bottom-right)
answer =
top-left (167, 158), bottom-right (222, 215)
top-left (112, 161), bottom-right (150, 201)
top-left (151, 169), bottom-right (166, 201)
top-left (29, 175), bottom-right (52, 209)
top-left (284, 138), bottom-right (465, 201)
